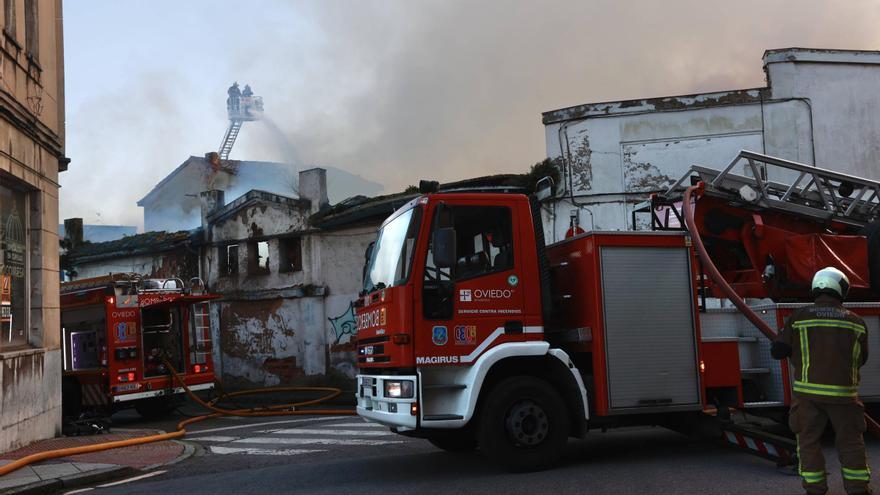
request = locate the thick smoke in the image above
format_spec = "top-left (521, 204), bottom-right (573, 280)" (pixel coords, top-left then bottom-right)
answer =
top-left (61, 0), bottom-right (880, 230)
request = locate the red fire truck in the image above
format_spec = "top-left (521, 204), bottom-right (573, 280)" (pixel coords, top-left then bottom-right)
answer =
top-left (355, 151), bottom-right (880, 470)
top-left (60, 274), bottom-right (218, 418)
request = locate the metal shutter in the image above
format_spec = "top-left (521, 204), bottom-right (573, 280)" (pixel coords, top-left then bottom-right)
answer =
top-left (601, 246), bottom-right (701, 412)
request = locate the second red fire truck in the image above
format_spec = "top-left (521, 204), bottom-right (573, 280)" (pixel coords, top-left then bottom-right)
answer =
top-left (60, 274), bottom-right (218, 418)
top-left (355, 151), bottom-right (880, 470)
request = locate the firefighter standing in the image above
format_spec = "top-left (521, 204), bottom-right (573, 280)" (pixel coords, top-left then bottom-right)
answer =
top-left (772, 267), bottom-right (871, 495)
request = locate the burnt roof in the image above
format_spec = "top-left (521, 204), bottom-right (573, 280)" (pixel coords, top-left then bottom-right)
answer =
top-left (309, 173), bottom-right (531, 230)
top-left (207, 189), bottom-right (311, 224)
top-left (67, 229), bottom-right (199, 264)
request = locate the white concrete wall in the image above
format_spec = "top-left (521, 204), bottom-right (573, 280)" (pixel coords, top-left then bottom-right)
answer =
top-left (542, 50), bottom-right (880, 242)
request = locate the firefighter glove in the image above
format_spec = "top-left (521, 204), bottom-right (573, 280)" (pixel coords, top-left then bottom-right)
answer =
top-left (770, 341), bottom-right (792, 359)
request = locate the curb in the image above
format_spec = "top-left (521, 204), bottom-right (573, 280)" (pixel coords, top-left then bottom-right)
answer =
top-left (0, 429), bottom-right (190, 495)
top-left (0, 466), bottom-right (137, 495)
top-left (142, 440), bottom-right (195, 471)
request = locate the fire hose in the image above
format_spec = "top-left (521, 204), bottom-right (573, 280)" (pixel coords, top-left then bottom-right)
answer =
top-left (0, 358), bottom-right (355, 477)
top-left (682, 183), bottom-right (880, 438)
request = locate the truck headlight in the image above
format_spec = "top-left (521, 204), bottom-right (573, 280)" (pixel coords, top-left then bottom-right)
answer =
top-left (384, 380), bottom-right (414, 398)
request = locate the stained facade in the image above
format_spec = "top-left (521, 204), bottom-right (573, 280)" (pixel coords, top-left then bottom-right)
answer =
top-left (542, 48), bottom-right (880, 241)
top-left (0, 0), bottom-right (67, 453)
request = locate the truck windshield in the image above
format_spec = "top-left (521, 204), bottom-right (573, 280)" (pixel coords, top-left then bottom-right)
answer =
top-left (364, 206), bottom-right (422, 293)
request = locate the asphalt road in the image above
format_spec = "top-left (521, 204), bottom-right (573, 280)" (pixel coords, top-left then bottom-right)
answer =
top-left (66, 408), bottom-right (880, 495)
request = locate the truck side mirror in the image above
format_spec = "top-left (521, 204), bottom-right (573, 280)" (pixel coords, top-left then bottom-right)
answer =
top-left (433, 228), bottom-right (456, 269)
top-left (535, 176), bottom-right (554, 202)
top-left (362, 242), bottom-right (375, 284)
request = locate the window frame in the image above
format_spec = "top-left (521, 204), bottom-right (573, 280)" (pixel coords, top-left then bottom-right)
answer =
top-left (0, 181), bottom-right (30, 351)
top-left (279, 236), bottom-right (302, 273)
top-left (247, 240), bottom-right (270, 276)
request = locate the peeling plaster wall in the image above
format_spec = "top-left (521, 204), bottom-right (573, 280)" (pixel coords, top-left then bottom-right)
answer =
top-left (543, 51), bottom-right (880, 242)
top-left (205, 196), bottom-right (380, 386)
top-left (1, 350), bottom-right (62, 452)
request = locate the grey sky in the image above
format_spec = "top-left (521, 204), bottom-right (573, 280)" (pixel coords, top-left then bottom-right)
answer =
top-left (61, 0), bottom-right (880, 230)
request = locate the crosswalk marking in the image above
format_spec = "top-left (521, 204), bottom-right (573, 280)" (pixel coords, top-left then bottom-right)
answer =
top-left (233, 437), bottom-right (405, 446)
top-left (210, 446), bottom-right (324, 456)
top-left (261, 428), bottom-right (391, 436)
top-left (188, 435), bottom-right (239, 442)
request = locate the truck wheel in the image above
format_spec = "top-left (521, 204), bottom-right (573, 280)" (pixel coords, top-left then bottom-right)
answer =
top-left (477, 376), bottom-right (569, 472)
top-left (134, 397), bottom-right (175, 419)
top-left (427, 429), bottom-right (477, 452)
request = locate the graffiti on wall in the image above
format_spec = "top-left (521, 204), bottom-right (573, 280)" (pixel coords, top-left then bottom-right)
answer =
top-left (328, 303), bottom-right (356, 344)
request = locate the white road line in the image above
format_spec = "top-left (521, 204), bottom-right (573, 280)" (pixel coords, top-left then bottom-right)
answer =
top-left (210, 446), bottom-right (324, 456)
top-left (187, 435), bottom-right (240, 442)
top-left (267, 428), bottom-right (391, 436)
top-left (233, 437), bottom-right (405, 446)
top-left (63, 489), bottom-right (94, 494)
top-left (326, 422), bottom-right (386, 428)
top-left (96, 470), bottom-right (167, 488)
top-left (186, 416), bottom-right (338, 435)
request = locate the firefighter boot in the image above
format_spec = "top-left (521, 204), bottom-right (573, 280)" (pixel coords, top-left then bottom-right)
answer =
top-left (827, 402), bottom-right (871, 495)
top-left (790, 398), bottom-right (829, 495)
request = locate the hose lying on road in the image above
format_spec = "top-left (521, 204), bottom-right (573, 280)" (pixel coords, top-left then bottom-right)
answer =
top-left (682, 183), bottom-right (880, 439)
top-left (0, 358), bottom-right (355, 477)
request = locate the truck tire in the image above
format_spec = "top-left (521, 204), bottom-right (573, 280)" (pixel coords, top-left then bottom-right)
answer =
top-left (477, 376), bottom-right (569, 472)
top-left (427, 429), bottom-right (477, 452)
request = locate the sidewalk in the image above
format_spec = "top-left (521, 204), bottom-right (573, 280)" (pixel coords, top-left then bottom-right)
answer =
top-left (0, 429), bottom-right (190, 494)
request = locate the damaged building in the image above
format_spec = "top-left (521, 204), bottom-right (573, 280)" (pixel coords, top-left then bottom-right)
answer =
top-left (541, 48), bottom-right (880, 241)
top-left (137, 153), bottom-right (382, 232)
top-left (67, 168), bottom-right (414, 387)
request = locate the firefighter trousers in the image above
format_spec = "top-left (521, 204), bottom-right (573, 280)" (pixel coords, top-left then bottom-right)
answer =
top-left (789, 396), bottom-right (871, 495)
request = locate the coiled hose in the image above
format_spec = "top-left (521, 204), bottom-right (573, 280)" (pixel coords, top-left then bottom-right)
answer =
top-left (0, 358), bottom-right (355, 477)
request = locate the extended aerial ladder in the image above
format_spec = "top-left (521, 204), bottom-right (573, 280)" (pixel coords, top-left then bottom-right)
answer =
top-left (219, 83), bottom-right (264, 160)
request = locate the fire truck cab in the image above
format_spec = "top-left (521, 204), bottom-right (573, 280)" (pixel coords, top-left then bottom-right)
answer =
top-left (60, 274), bottom-right (218, 418)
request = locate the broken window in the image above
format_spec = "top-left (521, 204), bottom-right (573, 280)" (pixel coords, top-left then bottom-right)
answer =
top-left (24, 0), bottom-right (36, 59)
top-left (219, 244), bottom-right (238, 277)
top-left (248, 240), bottom-right (270, 275)
top-left (279, 237), bottom-right (302, 273)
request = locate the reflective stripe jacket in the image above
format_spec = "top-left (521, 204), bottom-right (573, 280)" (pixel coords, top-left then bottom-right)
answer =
top-left (778, 296), bottom-right (869, 403)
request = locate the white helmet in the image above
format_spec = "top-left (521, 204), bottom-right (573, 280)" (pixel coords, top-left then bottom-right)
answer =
top-left (811, 266), bottom-right (850, 300)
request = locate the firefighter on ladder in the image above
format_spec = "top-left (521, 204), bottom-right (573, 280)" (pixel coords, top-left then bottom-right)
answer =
top-left (772, 267), bottom-right (872, 495)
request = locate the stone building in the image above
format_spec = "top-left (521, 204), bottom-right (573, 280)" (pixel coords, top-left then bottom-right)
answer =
top-left (541, 48), bottom-right (880, 242)
top-left (0, 0), bottom-right (67, 453)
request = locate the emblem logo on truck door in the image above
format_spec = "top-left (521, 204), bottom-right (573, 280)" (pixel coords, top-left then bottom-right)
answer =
top-left (459, 289), bottom-right (472, 302)
top-left (432, 326), bottom-right (448, 345)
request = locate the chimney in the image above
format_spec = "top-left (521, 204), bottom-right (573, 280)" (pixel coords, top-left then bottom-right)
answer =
top-left (299, 168), bottom-right (329, 213)
top-left (199, 190), bottom-right (225, 241)
top-left (63, 218), bottom-right (83, 249)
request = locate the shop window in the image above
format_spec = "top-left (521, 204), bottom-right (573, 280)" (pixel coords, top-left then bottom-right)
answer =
top-left (0, 182), bottom-right (29, 350)
top-left (248, 240), bottom-right (270, 275)
top-left (279, 237), bottom-right (301, 273)
top-left (219, 244), bottom-right (238, 277)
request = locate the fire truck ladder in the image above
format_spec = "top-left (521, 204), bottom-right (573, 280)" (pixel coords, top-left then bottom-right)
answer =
top-left (218, 120), bottom-right (243, 161)
top-left (664, 150), bottom-right (880, 229)
top-left (192, 303), bottom-right (211, 363)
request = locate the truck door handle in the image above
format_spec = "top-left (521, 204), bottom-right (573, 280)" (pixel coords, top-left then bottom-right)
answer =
top-left (504, 321), bottom-right (524, 335)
